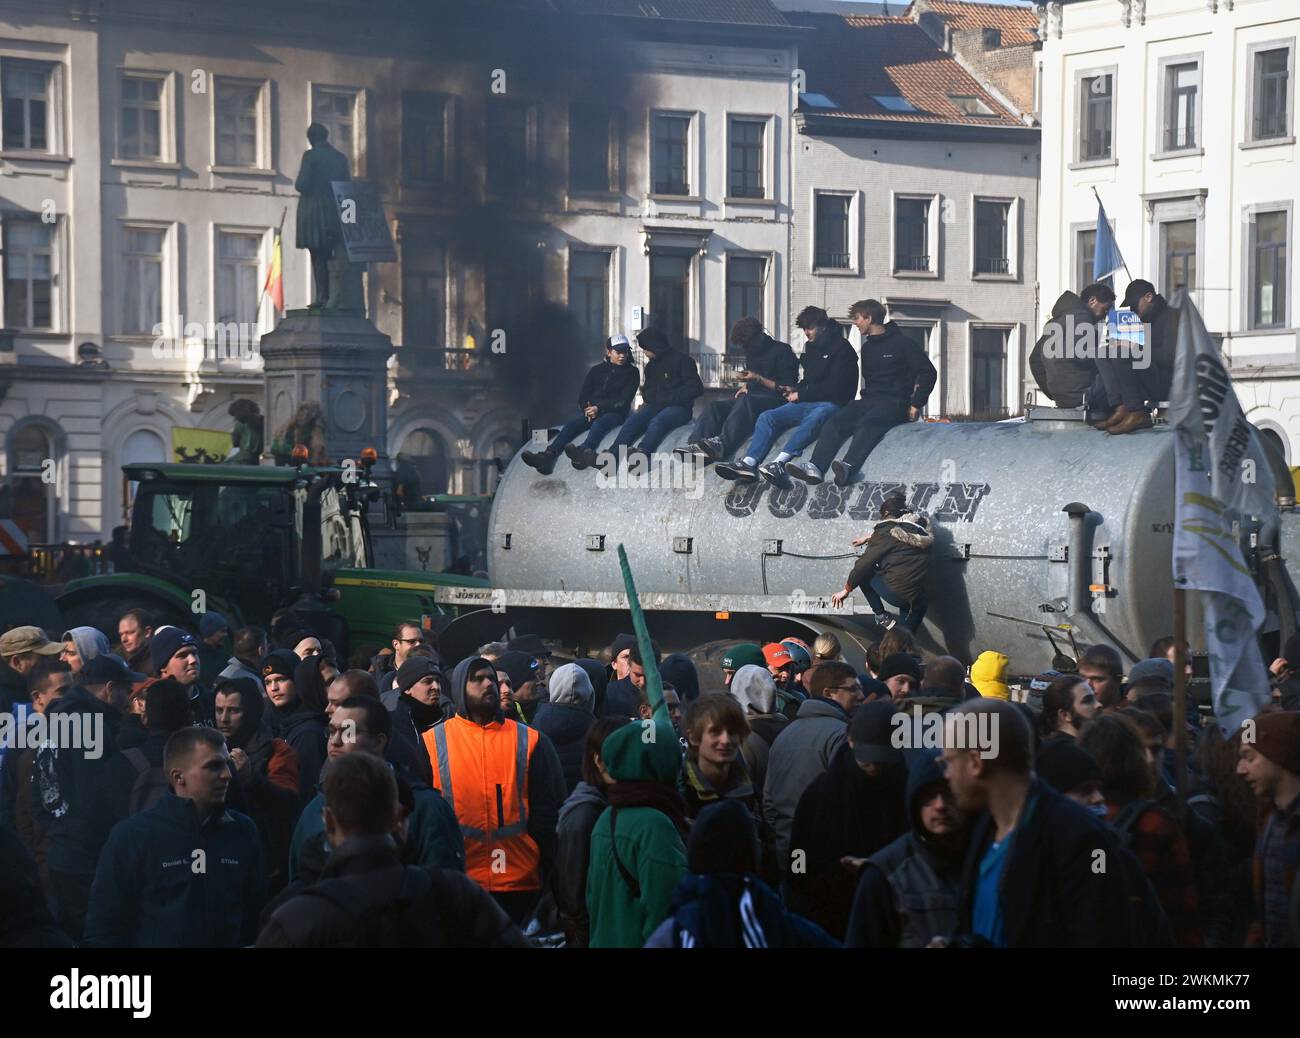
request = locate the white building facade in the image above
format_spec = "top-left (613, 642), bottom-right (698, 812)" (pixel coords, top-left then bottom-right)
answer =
top-left (1036, 0), bottom-right (1298, 458)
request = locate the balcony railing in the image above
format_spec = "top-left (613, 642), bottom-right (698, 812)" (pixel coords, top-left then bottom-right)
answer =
top-left (815, 251), bottom-right (851, 269)
top-left (629, 348), bottom-right (747, 388)
top-left (895, 254), bottom-right (931, 272)
top-left (1253, 111), bottom-right (1289, 140)
top-left (1163, 125), bottom-right (1197, 150)
top-left (975, 256), bottom-right (1010, 275)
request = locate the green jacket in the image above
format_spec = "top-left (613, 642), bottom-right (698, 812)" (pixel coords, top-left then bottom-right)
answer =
top-left (586, 720), bottom-right (686, 948)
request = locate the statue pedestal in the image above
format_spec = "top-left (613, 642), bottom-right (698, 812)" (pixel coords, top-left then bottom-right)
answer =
top-left (369, 511), bottom-right (452, 572)
top-left (259, 310), bottom-right (392, 474)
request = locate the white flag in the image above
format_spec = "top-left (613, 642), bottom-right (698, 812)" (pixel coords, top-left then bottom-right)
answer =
top-left (1166, 293), bottom-right (1274, 735)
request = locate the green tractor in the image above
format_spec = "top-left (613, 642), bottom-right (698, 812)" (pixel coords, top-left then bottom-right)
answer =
top-left (56, 461), bottom-right (489, 660)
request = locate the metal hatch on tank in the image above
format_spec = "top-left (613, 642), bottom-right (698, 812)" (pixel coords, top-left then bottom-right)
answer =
top-left (433, 407), bottom-right (1300, 676)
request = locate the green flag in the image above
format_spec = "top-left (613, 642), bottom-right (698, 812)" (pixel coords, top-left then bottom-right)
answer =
top-left (617, 543), bottom-right (669, 728)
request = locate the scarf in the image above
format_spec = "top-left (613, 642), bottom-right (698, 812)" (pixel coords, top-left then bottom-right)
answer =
top-left (401, 692), bottom-right (443, 732)
top-left (608, 781), bottom-right (690, 840)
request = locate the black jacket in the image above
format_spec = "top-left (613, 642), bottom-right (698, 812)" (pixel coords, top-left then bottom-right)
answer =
top-left (577, 359), bottom-right (640, 418)
top-left (641, 345), bottom-right (704, 412)
top-left (859, 323), bottom-right (937, 418)
top-left (602, 677), bottom-right (640, 720)
top-left (257, 833), bottom-right (525, 948)
top-left (1029, 291), bottom-right (1098, 406)
top-left (531, 701), bottom-right (593, 794)
top-left (388, 694), bottom-right (436, 787)
top-left (84, 793), bottom-right (265, 947)
top-left (271, 701), bottom-right (328, 806)
top-left (795, 324), bottom-right (859, 405)
top-left (955, 778), bottom-right (1157, 947)
top-left (553, 780), bottom-right (608, 947)
top-left (1144, 294), bottom-right (1180, 381)
top-left (785, 742), bottom-right (909, 940)
top-left (846, 511), bottom-right (934, 604)
top-left (741, 332), bottom-right (800, 404)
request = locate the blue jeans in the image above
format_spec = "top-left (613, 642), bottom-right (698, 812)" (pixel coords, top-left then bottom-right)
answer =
top-left (860, 574), bottom-right (928, 632)
top-left (549, 412), bottom-right (624, 452)
top-left (746, 402), bottom-right (839, 463)
top-left (612, 404), bottom-right (693, 451)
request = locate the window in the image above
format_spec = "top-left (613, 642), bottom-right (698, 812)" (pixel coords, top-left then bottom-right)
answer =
top-left (570, 104), bottom-right (612, 193)
top-left (1163, 61), bottom-right (1199, 151)
top-left (970, 328), bottom-right (1007, 415)
top-left (1252, 45), bottom-right (1292, 141)
top-left (402, 235), bottom-right (447, 347)
top-left (3, 220), bottom-right (54, 329)
top-left (402, 92), bottom-right (448, 182)
top-left (485, 256), bottom-right (539, 335)
top-left (400, 429), bottom-right (449, 495)
top-left (982, 28), bottom-right (1001, 49)
top-left (728, 117), bottom-right (765, 198)
top-left (568, 249), bottom-right (609, 347)
top-left (2, 60), bottom-right (51, 150)
top-left (1251, 211), bottom-right (1288, 329)
top-left (312, 86), bottom-right (357, 168)
top-left (486, 100), bottom-right (530, 195)
top-left (652, 113), bottom-right (690, 195)
top-left (726, 256), bottom-right (766, 330)
top-left (120, 74), bottom-right (163, 160)
top-left (814, 193), bottom-right (851, 269)
top-left (975, 200), bottom-right (1011, 275)
top-left (872, 95), bottom-right (917, 113)
top-left (215, 79), bottom-right (262, 167)
top-left (1079, 72), bottom-right (1114, 161)
top-left (1076, 228), bottom-right (1097, 286)
top-left (1160, 220), bottom-right (1196, 297)
top-left (7, 422), bottom-right (60, 542)
top-left (649, 252), bottom-right (689, 351)
top-left (950, 95), bottom-right (995, 117)
top-left (215, 231), bottom-right (261, 327)
top-left (895, 197), bottom-right (931, 272)
top-left (122, 227), bottom-right (165, 334)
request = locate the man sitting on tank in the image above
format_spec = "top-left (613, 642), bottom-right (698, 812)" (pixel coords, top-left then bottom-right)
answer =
top-left (1089, 279), bottom-right (1180, 436)
top-left (1028, 282), bottom-right (1114, 408)
top-left (521, 335), bottom-right (640, 475)
top-left (830, 491), bottom-right (933, 633)
top-left (675, 316), bottom-right (798, 467)
top-left (786, 300), bottom-right (936, 488)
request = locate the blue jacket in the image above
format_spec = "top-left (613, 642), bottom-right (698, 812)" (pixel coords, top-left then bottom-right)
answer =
top-left (84, 793), bottom-right (265, 947)
top-left (531, 702), bottom-right (592, 794)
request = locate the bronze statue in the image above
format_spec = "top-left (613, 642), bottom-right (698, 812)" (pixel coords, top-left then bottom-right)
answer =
top-left (294, 123), bottom-right (350, 308)
top-left (227, 399), bottom-right (264, 464)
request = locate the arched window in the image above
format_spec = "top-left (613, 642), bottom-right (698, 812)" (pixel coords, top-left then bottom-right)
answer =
top-left (6, 422), bottom-right (61, 542)
top-left (482, 434), bottom-right (517, 494)
top-left (399, 428), bottom-right (450, 495)
top-left (121, 428), bottom-right (168, 522)
top-left (1257, 426), bottom-right (1289, 466)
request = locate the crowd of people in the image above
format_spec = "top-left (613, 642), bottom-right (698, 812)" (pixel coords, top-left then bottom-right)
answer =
top-left (1, 603), bottom-right (1298, 950)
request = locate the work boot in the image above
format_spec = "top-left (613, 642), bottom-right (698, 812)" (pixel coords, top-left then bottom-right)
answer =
top-left (565, 444), bottom-right (596, 470)
top-left (759, 460), bottom-right (791, 489)
top-left (830, 459), bottom-right (858, 486)
top-left (521, 448), bottom-right (557, 475)
top-left (785, 460), bottom-right (824, 485)
top-left (715, 460), bottom-right (758, 482)
top-left (1096, 405), bottom-right (1130, 430)
top-left (1106, 410), bottom-right (1153, 435)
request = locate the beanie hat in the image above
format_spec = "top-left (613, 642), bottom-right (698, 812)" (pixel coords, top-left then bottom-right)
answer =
top-left (721, 643), bottom-right (765, 672)
top-left (970, 650), bottom-right (1010, 700)
top-left (1036, 737), bottom-right (1103, 796)
top-left (687, 799), bottom-right (760, 875)
top-left (150, 626), bottom-right (198, 674)
top-left (1254, 711), bottom-right (1300, 776)
top-left (397, 656), bottom-right (441, 694)
top-left (878, 652), bottom-right (922, 683)
top-left (610, 633), bottom-right (638, 661)
top-left (497, 650), bottom-right (539, 691)
top-left (198, 612), bottom-right (230, 640)
top-left (261, 649), bottom-right (301, 681)
top-left (862, 676), bottom-right (891, 701)
top-left (1127, 657), bottom-right (1174, 690)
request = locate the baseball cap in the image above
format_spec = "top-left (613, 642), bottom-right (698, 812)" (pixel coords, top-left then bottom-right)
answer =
top-left (762, 643), bottom-right (794, 669)
top-left (1121, 278), bottom-right (1156, 309)
top-left (606, 334), bottom-right (632, 354)
top-left (721, 643), bottom-right (765, 672)
top-left (1127, 657), bottom-right (1174, 689)
top-left (497, 650), bottom-right (539, 690)
top-left (80, 653), bottom-right (147, 686)
top-left (0, 626), bottom-right (62, 658)
top-left (850, 700), bottom-right (904, 766)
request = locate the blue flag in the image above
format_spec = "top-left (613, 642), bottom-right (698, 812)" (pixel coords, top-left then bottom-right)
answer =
top-left (1094, 196), bottom-right (1126, 282)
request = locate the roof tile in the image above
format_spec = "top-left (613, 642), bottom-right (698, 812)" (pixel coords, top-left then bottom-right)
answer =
top-left (917, 0), bottom-right (1038, 48)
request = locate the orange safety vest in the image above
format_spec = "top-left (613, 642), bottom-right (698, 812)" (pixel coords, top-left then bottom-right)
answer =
top-left (423, 715), bottom-right (541, 891)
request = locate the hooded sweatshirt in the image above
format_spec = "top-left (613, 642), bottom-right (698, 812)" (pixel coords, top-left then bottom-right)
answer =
top-left (554, 779), bottom-right (610, 947)
top-left (846, 511), bottom-right (934, 604)
top-left (970, 651), bottom-right (1010, 700)
top-left (271, 669), bottom-right (328, 806)
top-left (1028, 291), bottom-right (1098, 407)
top-left (730, 665), bottom-right (788, 795)
top-left (794, 322), bottom-right (859, 406)
top-left (858, 323), bottom-right (937, 419)
top-left (574, 658), bottom-right (610, 716)
top-left (845, 753), bottom-right (966, 947)
top-left (659, 653), bottom-right (701, 704)
top-left (738, 332), bottom-right (800, 404)
top-left (638, 330), bottom-right (705, 412)
top-left (586, 719), bottom-right (687, 947)
top-left (576, 358), bottom-right (640, 419)
top-left (63, 627), bottom-right (110, 670)
top-left (532, 663), bottom-right (595, 794)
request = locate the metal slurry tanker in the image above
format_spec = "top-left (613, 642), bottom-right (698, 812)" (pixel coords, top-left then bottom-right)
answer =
top-left (434, 408), bottom-right (1300, 676)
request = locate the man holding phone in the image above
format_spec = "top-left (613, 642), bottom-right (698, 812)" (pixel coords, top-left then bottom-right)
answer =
top-left (677, 317), bottom-right (798, 466)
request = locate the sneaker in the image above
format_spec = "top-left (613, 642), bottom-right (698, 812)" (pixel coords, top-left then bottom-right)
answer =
top-left (758, 460), bottom-right (791, 489)
top-left (565, 444), bottom-right (595, 470)
top-left (877, 615), bottom-right (897, 631)
top-left (624, 446), bottom-right (652, 468)
top-left (785, 460), bottom-right (823, 485)
top-left (672, 441), bottom-right (700, 460)
top-left (696, 437), bottom-right (725, 463)
top-left (830, 459), bottom-right (857, 486)
top-left (715, 460), bottom-right (758, 482)
top-left (521, 449), bottom-right (556, 474)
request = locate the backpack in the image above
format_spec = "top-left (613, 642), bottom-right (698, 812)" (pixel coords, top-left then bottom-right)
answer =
top-left (296, 865), bottom-right (446, 947)
top-left (122, 748), bottom-right (170, 816)
top-left (1109, 798), bottom-right (1154, 848)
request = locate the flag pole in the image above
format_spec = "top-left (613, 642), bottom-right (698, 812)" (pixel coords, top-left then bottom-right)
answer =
top-left (1171, 587), bottom-right (1188, 821)
top-left (617, 543), bottom-right (667, 726)
top-left (1091, 186), bottom-right (1133, 282)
